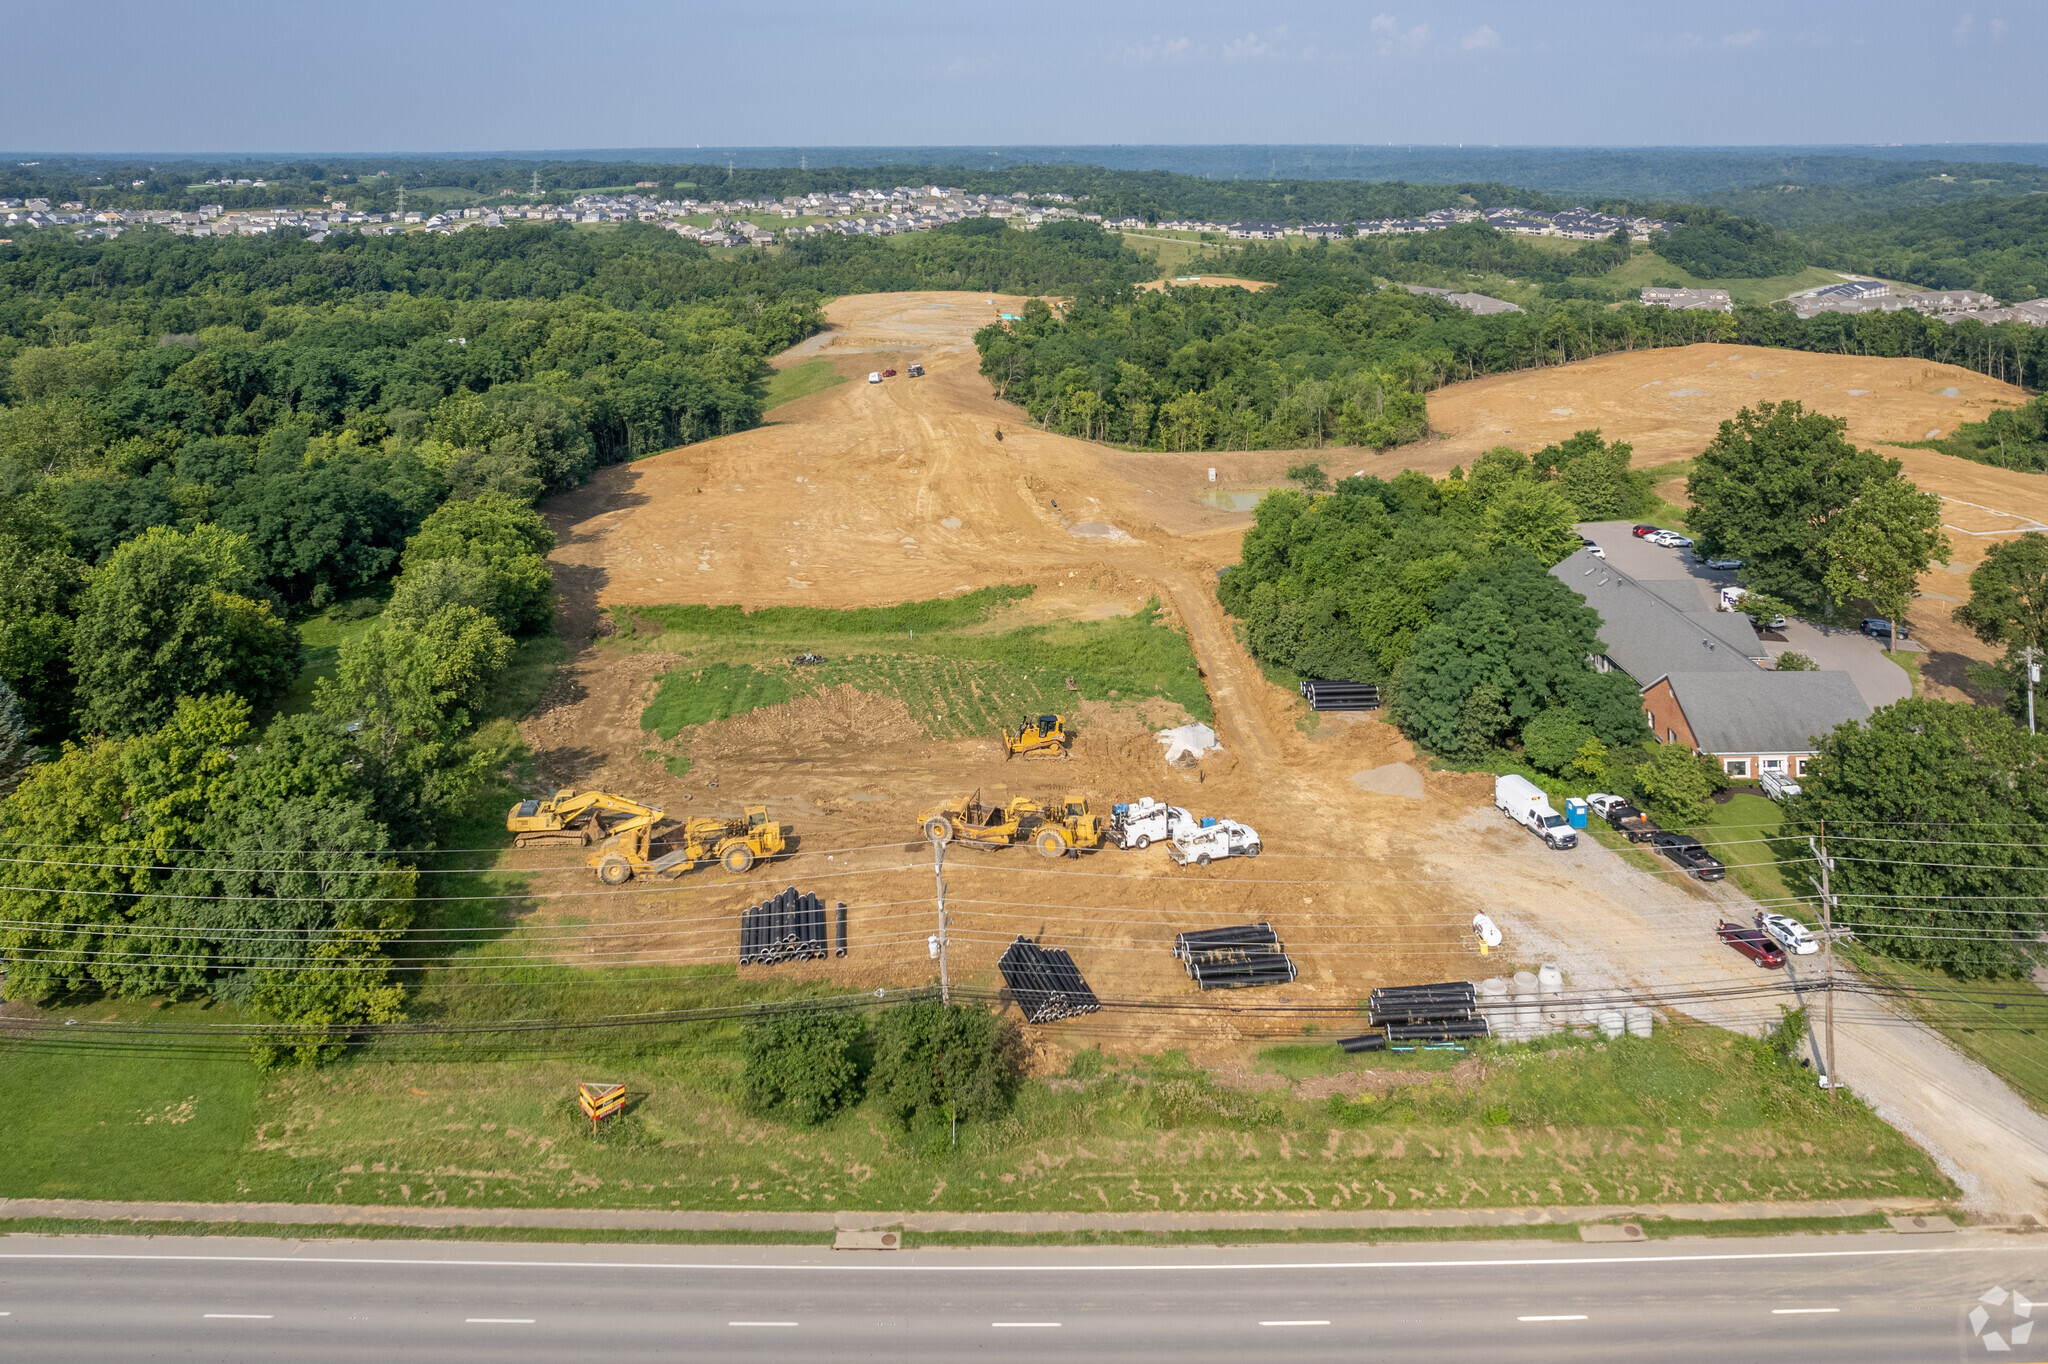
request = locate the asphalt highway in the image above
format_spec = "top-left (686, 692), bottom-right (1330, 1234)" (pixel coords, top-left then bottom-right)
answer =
top-left (4, 1231), bottom-right (2047, 1361)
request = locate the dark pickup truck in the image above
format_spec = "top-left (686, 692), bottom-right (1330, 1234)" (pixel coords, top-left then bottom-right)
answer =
top-left (1601, 802), bottom-right (1661, 843)
top-left (1653, 831), bottom-right (1727, 881)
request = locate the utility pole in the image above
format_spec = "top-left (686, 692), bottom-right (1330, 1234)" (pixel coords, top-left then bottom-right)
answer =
top-left (396, 183), bottom-right (405, 217)
top-left (2021, 645), bottom-right (2041, 736)
top-left (530, 168), bottom-right (540, 200)
top-left (1807, 824), bottom-right (1838, 1102)
top-left (931, 835), bottom-right (950, 1005)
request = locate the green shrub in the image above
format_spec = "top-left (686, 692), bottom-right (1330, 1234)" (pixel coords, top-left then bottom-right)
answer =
top-left (868, 1001), bottom-right (1025, 1130)
top-left (738, 1011), bottom-right (868, 1127)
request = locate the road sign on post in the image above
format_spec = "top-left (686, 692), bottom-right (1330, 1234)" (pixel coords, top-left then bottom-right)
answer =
top-left (577, 1082), bottom-right (628, 1131)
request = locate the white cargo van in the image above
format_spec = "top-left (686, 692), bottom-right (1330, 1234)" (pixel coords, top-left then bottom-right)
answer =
top-left (867, 371), bottom-right (882, 384)
top-left (1495, 774), bottom-right (1577, 850)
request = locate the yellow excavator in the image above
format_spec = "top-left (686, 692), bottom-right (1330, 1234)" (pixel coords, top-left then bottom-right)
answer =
top-left (1002, 712), bottom-right (1070, 761)
top-left (506, 789), bottom-right (786, 885)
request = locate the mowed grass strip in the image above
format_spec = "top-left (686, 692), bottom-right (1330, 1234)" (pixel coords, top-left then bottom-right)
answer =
top-left (763, 358), bottom-right (849, 411)
top-left (632, 589), bottom-right (1212, 741)
top-left (0, 1016), bottom-right (1952, 1212)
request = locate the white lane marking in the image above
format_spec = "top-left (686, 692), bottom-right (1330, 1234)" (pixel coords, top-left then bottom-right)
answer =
top-left (1261, 1319), bottom-right (1331, 1326)
top-left (1773, 1308), bottom-right (1841, 1314)
top-left (1519, 1315), bottom-right (1589, 1322)
top-left (202, 1314), bottom-right (273, 1319)
top-left (992, 1321), bottom-right (1061, 1328)
top-left (0, 1246), bottom-right (2013, 1273)
top-left (466, 1318), bottom-right (535, 1324)
top-left (729, 1321), bottom-right (798, 1327)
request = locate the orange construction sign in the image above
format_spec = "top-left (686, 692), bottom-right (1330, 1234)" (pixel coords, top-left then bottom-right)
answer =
top-left (577, 1082), bottom-right (627, 1126)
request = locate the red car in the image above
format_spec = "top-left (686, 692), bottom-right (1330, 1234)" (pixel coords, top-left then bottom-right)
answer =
top-left (1631, 524), bottom-right (1660, 538)
top-left (882, 368), bottom-right (897, 377)
top-left (1717, 920), bottom-right (1785, 969)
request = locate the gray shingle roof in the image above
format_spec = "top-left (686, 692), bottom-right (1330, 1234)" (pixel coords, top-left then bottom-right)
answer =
top-left (1552, 549), bottom-right (1764, 682)
top-left (1659, 669), bottom-right (1871, 754)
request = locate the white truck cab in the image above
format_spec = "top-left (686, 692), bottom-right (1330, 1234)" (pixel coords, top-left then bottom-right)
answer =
top-left (1495, 774), bottom-right (1577, 850)
top-left (1107, 797), bottom-right (1194, 850)
top-left (1168, 817), bottom-right (1262, 866)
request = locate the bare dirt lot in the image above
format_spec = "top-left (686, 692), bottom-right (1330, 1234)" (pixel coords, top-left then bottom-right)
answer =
top-left (514, 301), bottom-right (2048, 1211)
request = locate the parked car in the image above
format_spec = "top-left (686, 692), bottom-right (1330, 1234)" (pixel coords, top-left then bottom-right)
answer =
top-left (1861, 618), bottom-right (1909, 641)
top-left (1649, 530), bottom-right (1695, 549)
top-left (1702, 557), bottom-right (1743, 570)
top-left (907, 363), bottom-right (925, 377)
top-left (1631, 524), bottom-right (1660, 538)
top-left (882, 368), bottom-right (898, 377)
top-left (1756, 911), bottom-right (1819, 956)
top-left (1652, 831), bottom-right (1726, 880)
top-left (1718, 920), bottom-right (1786, 968)
top-left (867, 371), bottom-right (882, 384)
top-left (1751, 610), bottom-right (1789, 632)
top-left (1759, 771), bottom-right (1802, 802)
top-left (1580, 537), bottom-right (1606, 559)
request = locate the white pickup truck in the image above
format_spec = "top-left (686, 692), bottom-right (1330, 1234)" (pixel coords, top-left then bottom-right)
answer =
top-left (1169, 818), bottom-right (1262, 866)
top-left (1107, 797), bottom-right (1194, 850)
top-left (1495, 774), bottom-right (1577, 850)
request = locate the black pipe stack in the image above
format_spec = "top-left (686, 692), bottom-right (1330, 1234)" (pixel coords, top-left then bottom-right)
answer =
top-left (834, 901), bottom-right (847, 958)
top-left (1300, 680), bottom-right (1380, 711)
top-left (739, 886), bottom-right (830, 964)
top-left (1365, 981), bottom-right (1488, 1041)
top-left (997, 936), bottom-right (1101, 1025)
top-left (1173, 923), bottom-right (1298, 990)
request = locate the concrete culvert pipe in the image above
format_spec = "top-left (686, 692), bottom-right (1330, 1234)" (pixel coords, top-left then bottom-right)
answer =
top-left (1598, 1010), bottom-right (1626, 1040)
top-left (1627, 1007), bottom-right (1654, 1038)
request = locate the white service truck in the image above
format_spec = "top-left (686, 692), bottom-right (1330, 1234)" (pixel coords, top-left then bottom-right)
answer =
top-left (1106, 797), bottom-right (1194, 850)
top-left (1495, 774), bottom-right (1577, 850)
top-left (1168, 817), bottom-right (1262, 866)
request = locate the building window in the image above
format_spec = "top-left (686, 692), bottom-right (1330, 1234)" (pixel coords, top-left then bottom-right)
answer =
top-left (1763, 757), bottom-right (1784, 772)
top-left (1667, 728), bottom-right (1676, 744)
top-left (1724, 758), bottom-right (1750, 778)
top-left (1795, 757), bottom-right (1810, 777)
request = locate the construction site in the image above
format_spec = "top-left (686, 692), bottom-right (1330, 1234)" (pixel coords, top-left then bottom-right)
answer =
top-left (508, 290), bottom-right (2048, 1135)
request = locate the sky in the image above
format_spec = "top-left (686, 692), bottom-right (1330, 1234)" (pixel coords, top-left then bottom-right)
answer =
top-left (4, 0), bottom-right (2042, 153)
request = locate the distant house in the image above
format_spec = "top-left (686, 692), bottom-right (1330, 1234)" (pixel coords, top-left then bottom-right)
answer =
top-left (1551, 549), bottom-right (1871, 779)
top-left (1640, 286), bottom-right (1733, 313)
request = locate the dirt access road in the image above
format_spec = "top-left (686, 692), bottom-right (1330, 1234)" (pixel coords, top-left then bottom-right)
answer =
top-left (531, 300), bottom-right (2048, 1215)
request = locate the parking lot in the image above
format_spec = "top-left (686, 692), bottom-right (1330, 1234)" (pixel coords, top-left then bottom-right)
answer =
top-left (1578, 519), bottom-right (1914, 710)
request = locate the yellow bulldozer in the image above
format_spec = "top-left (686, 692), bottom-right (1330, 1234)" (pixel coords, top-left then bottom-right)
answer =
top-left (1002, 712), bottom-right (1070, 761)
top-left (506, 789), bottom-right (785, 885)
top-left (917, 790), bottom-right (1101, 858)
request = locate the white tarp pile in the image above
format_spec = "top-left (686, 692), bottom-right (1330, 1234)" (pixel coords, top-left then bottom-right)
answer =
top-left (1157, 722), bottom-right (1220, 767)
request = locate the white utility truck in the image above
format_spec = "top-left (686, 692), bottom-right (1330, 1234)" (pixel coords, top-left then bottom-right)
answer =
top-left (1168, 817), bottom-right (1262, 866)
top-left (1495, 774), bottom-right (1577, 850)
top-left (1106, 797), bottom-right (1194, 850)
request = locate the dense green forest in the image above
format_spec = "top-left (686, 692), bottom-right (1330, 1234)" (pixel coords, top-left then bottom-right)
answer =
top-left (1707, 162), bottom-right (2048, 229)
top-left (1218, 452), bottom-right (1651, 764)
top-left (1797, 194), bottom-right (2048, 300)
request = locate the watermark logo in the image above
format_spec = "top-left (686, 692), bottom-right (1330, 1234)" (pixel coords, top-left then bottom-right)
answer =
top-left (1971, 1286), bottom-right (2035, 1353)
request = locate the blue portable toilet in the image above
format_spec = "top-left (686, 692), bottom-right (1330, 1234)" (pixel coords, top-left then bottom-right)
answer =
top-left (1563, 797), bottom-right (1589, 830)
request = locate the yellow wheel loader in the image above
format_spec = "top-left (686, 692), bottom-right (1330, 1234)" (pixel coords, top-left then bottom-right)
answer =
top-left (1028, 792), bottom-right (1105, 859)
top-left (508, 790), bottom-right (784, 884)
top-left (1002, 712), bottom-right (1070, 761)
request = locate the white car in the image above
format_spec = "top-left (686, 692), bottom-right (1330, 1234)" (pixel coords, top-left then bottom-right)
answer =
top-left (1581, 539), bottom-right (1606, 559)
top-left (1759, 771), bottom-right (1802, 802)
top-left (867, 371), bottom-right (882, 384)
top-left (1757, 912), bottom-right (1819, 956)
top-left (1649, 531), bottom-right (1695, 549)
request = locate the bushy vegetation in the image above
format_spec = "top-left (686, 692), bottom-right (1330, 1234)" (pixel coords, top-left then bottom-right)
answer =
top-left (1919, 393), bottom-right (2048, 473)
top-left (1786, 698), bottom-right (2048, 977)
top-left (631, 584), bottom-right (1033, 639)
top-left (737, 1001), bottom-right (1024, 1143)
top-left (1652, 212), bottom-right (1806, 279)
top-left (1798, 194), bottom-right (2048, 301)
top-left (1219, 454), bottom-right (1648, 762)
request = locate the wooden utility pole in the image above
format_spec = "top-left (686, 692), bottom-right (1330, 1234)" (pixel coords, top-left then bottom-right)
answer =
top-left (2020, 645), bottom-right (2041, 736)
top-left (1808, 825), bottom-right (1838, 1102)
top-left (932, 835), bottom-right (950, 1005)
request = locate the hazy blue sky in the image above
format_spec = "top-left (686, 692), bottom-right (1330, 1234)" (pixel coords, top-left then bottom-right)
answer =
top-left (6, 0), bottom-right (2041, 153)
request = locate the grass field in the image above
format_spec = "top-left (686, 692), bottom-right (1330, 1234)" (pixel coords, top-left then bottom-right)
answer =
top-left (1845, 952), bottom-right (2048, 1116)
top-left (0, 1013), bottom-right (1951, 1212)
top-left (1114, 230), bottom-right (1235, 280)
top-left (627, 589), bottom-right (1212, 746)
top-left (764, 357), bottom-right (848, 411)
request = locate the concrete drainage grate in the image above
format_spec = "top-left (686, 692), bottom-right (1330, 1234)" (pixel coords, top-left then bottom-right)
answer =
top-left (1888, 1215), bottom-right (1956, 1234)
top-left (834, 1229), bottom-right (902, 1250)
top-left (1578, 1222), bottom-right (1646, 1243)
